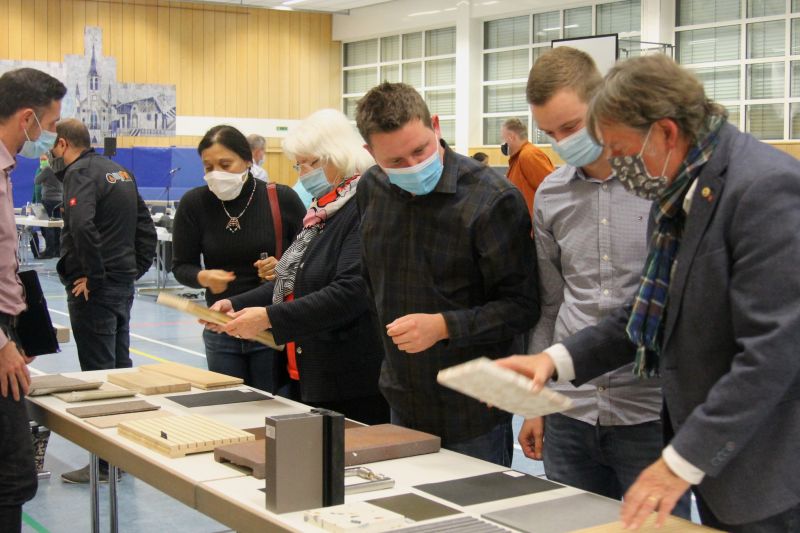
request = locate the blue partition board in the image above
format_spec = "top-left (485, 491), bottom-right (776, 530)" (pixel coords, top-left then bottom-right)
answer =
top-left (11, 146), bottom-right (205, 207)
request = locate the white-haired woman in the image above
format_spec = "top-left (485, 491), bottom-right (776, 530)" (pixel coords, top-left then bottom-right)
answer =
top-left (208, 109), bottom-right (389, 424)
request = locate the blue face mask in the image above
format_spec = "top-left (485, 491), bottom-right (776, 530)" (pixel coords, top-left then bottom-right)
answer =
top-left (550, 127), bottom-right (603, 168)
top-left (383, 148), bottom-right (443, 196)
top-left (300, 166), bottom-right (332, 199)
top-left (19, 113), bottom-right (57, 159)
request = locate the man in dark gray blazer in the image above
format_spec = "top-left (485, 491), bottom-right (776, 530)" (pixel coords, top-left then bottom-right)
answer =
top-left (499, 54), bottom-right (800, 532)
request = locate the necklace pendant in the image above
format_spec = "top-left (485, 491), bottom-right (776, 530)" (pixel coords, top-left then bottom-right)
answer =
top-left (226, 217), bottom-right (241, 233)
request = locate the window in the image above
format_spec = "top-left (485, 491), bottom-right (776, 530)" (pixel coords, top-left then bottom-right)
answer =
top-left (676, 1), bottom-right (798, 139)
top-left (482, 1), bottom-right (641, 145)
top-left (342, 27), bottom-right (457, 144)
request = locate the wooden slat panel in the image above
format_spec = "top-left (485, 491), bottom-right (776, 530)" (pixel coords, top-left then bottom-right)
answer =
top-left (7, 0), bottom-right (21, 60)
top-left (0, 0), bottom-right (8, 60)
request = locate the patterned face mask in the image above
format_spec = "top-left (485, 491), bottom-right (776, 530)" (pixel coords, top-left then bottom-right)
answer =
top-left (607, 125), bottom-right (672, 201)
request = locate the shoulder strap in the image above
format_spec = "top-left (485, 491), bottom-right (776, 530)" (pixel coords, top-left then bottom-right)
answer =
top-left (266, 183), bottom-right (283, 259)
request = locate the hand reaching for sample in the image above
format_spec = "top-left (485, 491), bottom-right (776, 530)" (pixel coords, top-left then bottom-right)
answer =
top-left (495, 353), bottom-right (557, 392)
top-left (202, 299), bottom-right (233, 333)
top-left (223, 307), bottom-right (270, 340)
top-left (621, 458), bottom-right (692, 530)
top-left (72, 277), bottom-right (89, 301)
top-left (518, 417), bottom-right (545, 460)
top-left (0, 341), bottom-right (33, 401)
top-left (386, 313), bottom-right (449, 354)
top-left (254, 256), bottom-right (278, 281)
top-left (198, 269), bottom-right (235, 294)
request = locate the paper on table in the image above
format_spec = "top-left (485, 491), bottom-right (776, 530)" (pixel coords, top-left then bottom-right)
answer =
top-left (437, 357), bottom-right (572, 418)
top-left (156, 293), bottom-right (283, 350)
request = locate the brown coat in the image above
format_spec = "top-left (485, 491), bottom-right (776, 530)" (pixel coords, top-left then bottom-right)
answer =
top-left (507, 141), bottom-right (554, 217)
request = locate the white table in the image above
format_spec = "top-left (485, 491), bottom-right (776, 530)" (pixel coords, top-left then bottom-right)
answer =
top-left (15, 216), bottom-right (63, 265)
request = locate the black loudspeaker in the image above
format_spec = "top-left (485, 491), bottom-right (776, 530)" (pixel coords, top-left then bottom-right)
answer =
top-left (103, 137), bottom-right (117, 157)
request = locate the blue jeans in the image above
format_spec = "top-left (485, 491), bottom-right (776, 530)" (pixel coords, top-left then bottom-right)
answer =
top-left (391, 410), bottom-right (513, 467)
top-left (68, 280), bottom-right (135, 371)
top-left (543, 413), bottom-right (691, 519)
top-left (202, 329), bottom-right (278, 393)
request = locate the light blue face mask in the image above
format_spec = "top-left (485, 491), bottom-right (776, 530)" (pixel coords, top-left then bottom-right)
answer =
top-left (383, 148), bottom-right (443, 196)
top-left (300, 166), bottom-right (332, 199)
top-left (550, 127), bottom-right (603, 168)
top-left (19, 113), bottom-right (57, 159)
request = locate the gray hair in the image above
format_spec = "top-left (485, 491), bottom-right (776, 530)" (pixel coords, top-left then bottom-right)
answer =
top-left (282, 108), bottom-right (374, 179)
top-left (246, 133), bottom-right (266, 151)
top-left (587, 54), bottom-right (726, 144)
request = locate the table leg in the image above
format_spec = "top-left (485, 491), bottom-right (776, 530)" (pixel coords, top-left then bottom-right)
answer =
top-left (109, 464), bottom-right (119, 533)
top-left (90, 453), bottom-right (100, 533)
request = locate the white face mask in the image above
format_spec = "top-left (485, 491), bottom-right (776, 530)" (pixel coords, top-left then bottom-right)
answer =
top-left (204, 169), bottom-right (248, 201)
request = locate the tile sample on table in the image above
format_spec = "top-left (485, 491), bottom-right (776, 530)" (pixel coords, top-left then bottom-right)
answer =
top-left (53, 386), bottom-right (137, 403)
top-left (414, 470), bottom-right (561, 507)
top-left (140, 361), bottom-right (243, 390)
top-left (345, 424), bottom-right (441, 466)
top-left (165, 389), bottom-right (272, 408)
top-left (107, 370), bottom-right (191, 395)
top-left (304, 501), bottom-right (407, 532)
top-left (573, 514), bottom-right (723, 532)
top-left (29, 374), bottom-right (103, 396)
top-left (367, 493), bottom-right (460, 522)
top-left (66, 400), bottom-right (160, 419)
top-left (482, 493), bottom-right (621, 533)
top-left (84, 409), bottom-right (173, 429)
top-left (214, 440), bottom-right (266, 478)
top-left (118, 414), bottom-right (255, 458)
top-left (437, 357), bottom-right (572, 418)
top-left (394, 515), bottom-right (509, 532)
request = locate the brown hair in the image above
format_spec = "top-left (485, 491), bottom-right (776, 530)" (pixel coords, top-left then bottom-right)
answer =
top-left (501, 117), bottom-right (528, 140)
top-left (55, 118), bottom-right (91, 149)
top-left (587, 54), bottom-right (726, 144)
top-left (527, 47), bottom-right (603, 106)
top-left (356, 82), bottom-right (432, 144)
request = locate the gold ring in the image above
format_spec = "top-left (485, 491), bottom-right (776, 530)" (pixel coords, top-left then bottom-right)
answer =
top-left (646, 495), bottom-right (660, 504)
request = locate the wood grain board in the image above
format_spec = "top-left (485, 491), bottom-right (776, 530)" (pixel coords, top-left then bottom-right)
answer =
top-left (573, 515), bottom-right (723, 532)
top-left (29, 374), bottom-right (103, 396)
top-left (214, 440), bottom-right (266, 478)
top-left (108, 370), bottom-right (191, 395)
top-left (66, 400), bottom-right (160, 419)
top-left (85, 409), bottom-right (174, 429)
top-left (118, 414), bottom-right (255, 458)
top-left (344, 424), bottom-right (441, 466)
top-left (156, 293), bottom-right (283, 350)
top-left (53, 387), bottom-right (137, 403)
top-left (139, 362), bottom-right (243, 390)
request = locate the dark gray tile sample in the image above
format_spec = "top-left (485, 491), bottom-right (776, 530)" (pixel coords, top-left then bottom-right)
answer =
top-left (367, 493), bottom-right (460, 522)
top-left (414, 471), bottom-right (561, 506)
top-left (482, 492), bottom-right (621, 533)
top-left (165, 389), bottom-right (271, 407)
top-left (394, 515), bottom-right (508, 532)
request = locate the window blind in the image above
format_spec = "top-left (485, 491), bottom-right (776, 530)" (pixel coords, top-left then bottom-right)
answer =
top-left (597, 0), bottom-right (641, 34)
top-left (484, 50), bottom-right (529, 82)
top-left (426, 27), bottom-right (456, 56)
top-left (485, 16), bottom-right (529, 49)
top-left (677, 0), bottom-right (741, 25)
top-left (565, 7), bottom-right (592, 39)
top-left (344, 40), bottom-right (378, 67)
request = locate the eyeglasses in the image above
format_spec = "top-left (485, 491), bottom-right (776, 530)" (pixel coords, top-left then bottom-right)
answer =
top-left (292, 158), bottom-right (320, 172)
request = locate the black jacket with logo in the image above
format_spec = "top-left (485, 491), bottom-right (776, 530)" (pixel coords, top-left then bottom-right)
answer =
top-left (57, 149), bottom-right (156, 290)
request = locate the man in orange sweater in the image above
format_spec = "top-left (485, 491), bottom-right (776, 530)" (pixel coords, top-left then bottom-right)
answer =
top-left (501, 118), bottom-right (554, 217)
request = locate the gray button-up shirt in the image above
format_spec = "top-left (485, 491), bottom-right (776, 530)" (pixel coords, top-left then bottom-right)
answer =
top-left (0, 140), bottom-right (26, 349)
top-left (530, 164), bottom-right (661, 426)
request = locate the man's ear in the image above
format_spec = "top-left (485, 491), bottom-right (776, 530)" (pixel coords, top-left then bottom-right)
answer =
top-left (431, 114), bottom-right (441, 137)
top-left (656, 118), bottom-right (681, 150)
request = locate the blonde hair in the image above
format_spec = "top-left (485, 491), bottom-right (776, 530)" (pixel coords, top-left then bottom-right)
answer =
top-left (527, 47), bottom-right (603, 106)
top-left (282, 109), bottom-right (375, 179)
top-left (587, 54), bottom-right (726, 144)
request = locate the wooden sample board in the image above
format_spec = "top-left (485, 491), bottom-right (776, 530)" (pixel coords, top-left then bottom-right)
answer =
top-left (29, 374), bottom-right (103, 396)
top-left (66, 400), bottom-right (160, 419)
top-left (156, 293), bottom-right (283, 350)
top-left (140, 362), bottom-right (243, 390)
top-left (85, 409), bottom-right (173, 429)
top-left (118, 414), bottom-right (255, 458)
top-left (53, 387), bottom-right (137, 403)
top-left (344, 424), bottom-right (441, 466)
top-left (214, 440), bottom-right (266, 478)
top-left (107, 370), bottom-right (191, 395)
top-left (573, 515), bottom-right (723, 532)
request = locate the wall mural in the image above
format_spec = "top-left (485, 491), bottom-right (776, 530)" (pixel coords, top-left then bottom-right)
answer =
top-left (0, 27), bottom-right (176, 144)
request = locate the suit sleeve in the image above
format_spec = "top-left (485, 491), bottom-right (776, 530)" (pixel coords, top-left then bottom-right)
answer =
top-left (441, 188), bottom-right (540, 346)
top-left (529, 191), bottom-right (563, 353)
top-left (134, 191), bottom-right (157, 279)
top-left (65, 167), bottom-right (105, 290)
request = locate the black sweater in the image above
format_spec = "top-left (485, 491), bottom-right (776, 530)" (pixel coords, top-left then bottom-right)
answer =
top-left (229, 199), bottom-right (384, 403)
top-left (171, 176), bottom-right (305, 305)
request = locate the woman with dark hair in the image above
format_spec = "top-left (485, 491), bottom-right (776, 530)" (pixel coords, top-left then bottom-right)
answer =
top-left (172, 125), bottom-right (305, 391)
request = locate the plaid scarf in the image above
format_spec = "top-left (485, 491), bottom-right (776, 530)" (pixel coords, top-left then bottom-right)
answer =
top-left (628, 115), bottom-right (725, 377)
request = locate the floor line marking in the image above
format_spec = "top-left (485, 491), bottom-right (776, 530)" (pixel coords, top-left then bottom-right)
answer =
top-left (129, 347), bottom-right (171, 364)
top-left (22, 511), bottom-right (50, 533)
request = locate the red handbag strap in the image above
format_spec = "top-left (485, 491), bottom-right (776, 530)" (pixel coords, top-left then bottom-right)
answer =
top-left (266, 183), bottom-right (283, 259)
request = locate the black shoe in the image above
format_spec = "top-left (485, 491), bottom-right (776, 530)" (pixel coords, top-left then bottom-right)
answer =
top-left (61, 464), bottom-right (122, 484)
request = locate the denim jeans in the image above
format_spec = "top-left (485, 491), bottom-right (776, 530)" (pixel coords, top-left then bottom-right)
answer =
top-left (42, 199), bottom-right (61, 256)
top-left (391, 409), bottom-right (513, 467)
top-left (202, 329), bottom-right (277, 393)
top-left (67, 280), bottom-right (134, 371)
top-left (543, 413), bottom-right (691, 519)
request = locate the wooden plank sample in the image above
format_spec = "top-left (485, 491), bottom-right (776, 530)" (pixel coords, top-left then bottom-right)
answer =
top-left (214, 440), bottom-right (266, 478)
top-left (139, 362), bottom-right (243, 390)
top-left (66, 400), bottom-right (160, 419)
top-left (53, 387), bottom-right (137, 403)
top-left (573, 515), bottom-right (723, 532)
top-left (29, 374), bottom-right (103, 396)
top-left (156, 293), bottom-right (283, 349)
top-left (118, 414), bottom-right (255, 458)
top-left (108, 370), bottom-right (191, 395)
top-left (85, 409), bottom-right (173, 429)
top-left (344, 424), bottom-right (441, 466)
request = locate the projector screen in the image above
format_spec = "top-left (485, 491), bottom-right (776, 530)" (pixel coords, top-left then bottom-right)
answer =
top-left (552, 34), bottom-right (619, 75)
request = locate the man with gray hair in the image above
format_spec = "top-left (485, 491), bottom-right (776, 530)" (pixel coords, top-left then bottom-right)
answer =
top-left (246, 133), bottom-right (269, 182)
top-left (499, 54), bottom-right (800, 531)
top-left (500, 117), bottom-right (553, 218)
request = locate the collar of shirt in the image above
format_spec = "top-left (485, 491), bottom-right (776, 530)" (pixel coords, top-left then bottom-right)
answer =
top-left (0, 140), bottom-right (16, 174)
top-left (683, 178), bottom-right (699, 215)
top-left (567, 164), bottom-right (616, 186)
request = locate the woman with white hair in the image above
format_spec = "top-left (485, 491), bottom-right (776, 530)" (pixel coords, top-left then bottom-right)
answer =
top-left (209, 108), bottom-right (389, 424)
